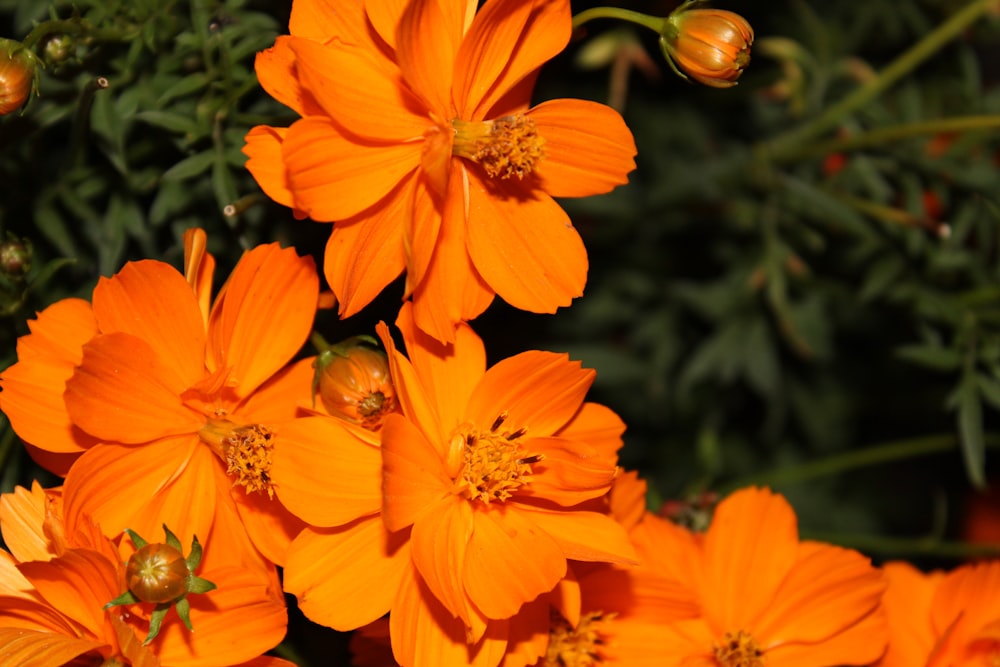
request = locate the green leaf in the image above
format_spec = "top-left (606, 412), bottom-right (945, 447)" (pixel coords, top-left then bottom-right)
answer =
top-left (895, 343), bottom-right (962, 372)
top-left (952, 373), bottom-right (986, 488)
top-left (162, 151), bottom-right (216, 182)
top-left (132, 110), bottom-right (199, 136)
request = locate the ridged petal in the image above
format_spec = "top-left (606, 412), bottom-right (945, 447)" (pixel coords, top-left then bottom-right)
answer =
top-left (271, 416), bottom-right (383, 527)
top-left (520, 436), bottom-right (618, 506)
top-left (206, 243), bottom-right (317, 396)
top-left (323, 177), bottom-right (410, 319)
top-left (283, 116), bottom-right (422, 221)
top-left (377, 319), bottom-right (446, 447)
top-left (244, 125), bottom-right (296, 209)
top-left (515, 504), bottom-right (637, 565)
top-left (768, 607), bottom-right (888, 667)
top-left (530, 99), bottom-right (636, 197)
top-left (284, 519), bottom-right (409, 631)
top-left (254, 37), bottom-right (323, 117)
top-left (396, 0), bottom-right (461, 115)
top-left (465, 171), bottom-right (586, 314)
top-left (235, 357), bottom-right (314, 424)
top-left (456, 0), bottom-right (570, 120)
top-left (17, 549), bottom-right (117, 637)
top-left (876, 561), bottom-right (939, 667)
top-left (555, 402), bottom-right (625, 459)
top-left (0, 483), bottom-right (53, 563)
top-left (0, 628), bottom-right (106, 667)
top-left (410, 494), bottom-right (475, 623)
top-left (91, 260), bottom-right (206, 385)
top-left (230, 485), bottom-right (305, 568)
top-left (380, 414), bottom-right (452, 532)
top-left (465, 351), bottom-right (593, 438)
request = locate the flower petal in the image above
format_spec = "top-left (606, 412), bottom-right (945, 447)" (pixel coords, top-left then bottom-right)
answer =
top-left (285, 519), bottom-right (410, 631)
top-left (0, 483), bottom-right (53, 563)
top-left (377, 319), bottom-right (446, 447)
top-left (410, 494), bottom-right (475, 623)
top-left (0, 627), bottom-right (107, 667)
top-left (520, 436), bottom-right (619, 506)
top-left (768, 606), bottom-right (887, 667)
top-left (875, 562), bottom-right (939, 667)
top-left (244, 125), bottom-right (297, 210)
top-left (91, 260), bottom-right (206, 385)
top-left (461, 504), bottom-right (567, 620)
top-left (289, 36), bottom-right (429, 142)
top-left (466, 351), bottom-right (593, 438)
top-left (271, 416), bottom-right (383, 527)
top-left (292, 0), bottom-right (368, 43)
top-left (254, 37), bottom-right (324, 117)
top-left (380, 414), bottom-right (452, 532)
top-left (395, 0), bottom-right (461, 114)
top-left (514, 503), bottom-right (637, 565)
top-left (235, 357), bottom-right (315, 424)
top-left (323, 178), bottom-right (410, 319)
top-left (230, 486), bottom-right (305, 568)
top-left (530, 99), bottom-right (636, 197)
top-left (17, 548), bottom-right (118, 637)
top-left (65, 333), bottom-right (200, 443)
top-left (283, 116), bottom-right (422, 221)
top-left (455, 0), bottom-right (571, 120)
top-left (465, 171), bottom-right (587, 314)
top-left (206, 243), bottom-right (317, 396)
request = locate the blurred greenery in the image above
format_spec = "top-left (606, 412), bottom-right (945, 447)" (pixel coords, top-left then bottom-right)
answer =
top-left (3, 0), bottom-right (1000, 663)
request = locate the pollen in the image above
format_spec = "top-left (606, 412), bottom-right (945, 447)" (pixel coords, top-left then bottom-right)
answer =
top-left (451, 114), bottom-right (545, 180)
top-left (222, 424), bottom-right (276, 498)
top-left (543, 610), bottom-right (611, 667)
top-left (713, 630), bottom-right (765, 667)
top-left (454, 412), bottom-right (541, 504)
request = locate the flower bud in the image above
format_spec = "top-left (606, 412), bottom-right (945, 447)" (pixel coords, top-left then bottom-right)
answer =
top-left (0, 235), bottom-right (31, 278)
top-left (0, 38), bottom-right (37, 115)
top-left (660, 8), bottom-right (753, 88)
top-left (314, 338), bottom-right (397, 429)
top-left (126, 542), bottom-right (189, 604)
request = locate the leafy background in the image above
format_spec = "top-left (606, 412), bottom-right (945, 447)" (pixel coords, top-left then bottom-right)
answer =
top-left (2, 0), bottom-right (1000, 663)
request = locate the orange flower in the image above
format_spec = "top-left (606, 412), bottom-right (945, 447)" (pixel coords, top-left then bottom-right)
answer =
top-left (271, 302), bottom-right (636, 666)
top-left (0, 482), bottom-right (292, 667)
top-left (0, 230), bottom-right (319, 570)
top-left (877, 560), bottom-right (1000, 667)
top-left (244, 0), bottom-right (637, 342)
top-left (654, 487), bottom-right (888, 667)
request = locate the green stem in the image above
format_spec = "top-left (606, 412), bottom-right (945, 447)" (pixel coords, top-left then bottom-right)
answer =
top-left (761, 0), bottom-right (998, 161)
top-left (800, 531), bottom-right (1000, 559)
top-left (571, 7), bottom-right (665, 34)
top-left (21, 18), bottom-right (134, 50)
top-left (721, 433), bottom-right (1000, 492)
top-left (774, 114), bottom-right (1000, 162)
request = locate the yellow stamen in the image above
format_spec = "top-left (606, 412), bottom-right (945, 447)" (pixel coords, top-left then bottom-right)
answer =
top-left (451, 114), bottom-right (545, 179)
top-left (199, 419), bottom-right (276, 498)
top-left (713, 630), bottom-right (765, 667)
top-left (453, 413), bottom-right (540, 504)
top-left (544, 610), bottom-right (611, 667)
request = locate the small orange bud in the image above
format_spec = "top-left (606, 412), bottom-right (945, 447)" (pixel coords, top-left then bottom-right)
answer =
top-left (660, 7), bottom-right (754, 88)
top-left (0, 38), bottom-right (37, 115)
top-left (314, 339), bottom-right (397, 429)
top-left (126, 542), bottom-right (190, 604)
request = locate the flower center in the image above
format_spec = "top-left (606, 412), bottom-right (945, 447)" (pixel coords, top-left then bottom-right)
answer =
top-left (713, 630), bottom-right (765, 667)
top-left (453, 411), bottom-right (540, 504)
top-left (544, 610), bottom-right (611, 667)
top-left (451, 114), bottom-right (545, 179)
top-left (199, 419), bottom-right (276, 498)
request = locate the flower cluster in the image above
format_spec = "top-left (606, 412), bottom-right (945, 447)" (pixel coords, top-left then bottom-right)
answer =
top-left (0, 0), bottom-right (995, 666)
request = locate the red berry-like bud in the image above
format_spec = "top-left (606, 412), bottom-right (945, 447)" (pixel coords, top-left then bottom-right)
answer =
top-left (660, 8), bottom-right (754, 88)
top-left (125, 542), bottom-right (190, 604)
top-left (0, 38), bottom-right (37, 115)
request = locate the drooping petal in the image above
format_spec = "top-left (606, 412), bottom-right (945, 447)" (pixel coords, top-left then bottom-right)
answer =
top-left (701, 487), bottom-right (800, 632)
top-left (289, 36), bottom-right (429, 142)
top-left (520, 436), bottom-right (618, 506)
top-left (529, 99), bottom-right (637, 198)
top-left (0, 628), bottom-right (107, 667)
top-left (514, 503), bottom-right (637, 565)
top-left (323, 177), bottom-right (411, 319)
top-left (555, 402), bottom-right (626, 460)
top-left (254, 37), bottom-right (324, 117)
top-left (404, 173), bottom-right (444, 295)
top-left (244, 125), bottom-right (297, 210)
top-left (271, 416), bottom-right (383, 527)
top-left (206, 242), bottom-right (317, 396)
top-left (465, 171), bottom-right (587, 314)
top-left (65, 333), bottom-right (200, 443)
top-left (461, 503), bottom-right (567, 620)
top-left (465, 351), bottom-right (593, 439)
top-left (380, 414), bottom-right (452, 532)
top-left (283, 116), bottom-right (422, 222)
top-left (395, 0), bottom-right (461, 115)
top-left (377, 321), bottom-right (446, 447)
top-left (17, 549), bottom-right (118, 638)
top-left (284, 519), bottom-right (409, 631)
top-left (409, 494), bottom-right (475, 623)
top-left (396, 301), bottom-right (485, 432)
top-left (455, 0), bottom-right (571, 120)
top-left (91, 260), bottom-right (207, 385)
top-left (410, 164), bottom-right (494, 343)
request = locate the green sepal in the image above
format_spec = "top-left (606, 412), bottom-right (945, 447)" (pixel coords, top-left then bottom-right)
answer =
top-left (143, 605), bottom-right (169, 645)
top-left (175, 597), bottom-right (194, 632)
top-left (124, 528), bottom-right (148, 550)
top-left (162, 524), bottom-right (182, 552)
top-left (186, 574), bottom-right (217, 595)
top-left (103, 589), bottom-right (140, 609)
top-left (185, 534), bottom-right (203, 571)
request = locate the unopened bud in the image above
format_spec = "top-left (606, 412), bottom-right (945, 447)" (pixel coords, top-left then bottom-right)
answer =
top-left (660, 8), bottom-right (753, 88)
top-left (313, 337), bottom-right (397, 430)
top-left (0, 235), bottom-right (31, 278)
top-left (0, 38), bottom-right (37, 115)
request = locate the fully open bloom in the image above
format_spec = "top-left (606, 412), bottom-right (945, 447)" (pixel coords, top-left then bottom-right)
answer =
top-left (877, 560), bottom-right (1000, 667)
top-left (0, 482), bottom-right (292, 667)
top-left (0, 230), bottom-right (319, 571)
top-left (655, 487), bottom-right (888, 667)
top-left (271, 303), bottom-right (636, 666)
top-left (244, 0), bottom-right (637, 342)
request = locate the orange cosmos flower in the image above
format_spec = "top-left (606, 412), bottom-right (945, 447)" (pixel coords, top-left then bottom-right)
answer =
top-left (0, 482), bottom-right (292, 667)
top-left (877, 560), bottom-right (1000, 667)
top-left (270, 302), bottom-right (636, 666)
top-left (0, 230), bottom-right (319, 570)
top-left (244, 0), bottom-right (637, 342)
top-left (654, 487), bottom-right (888, 667)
